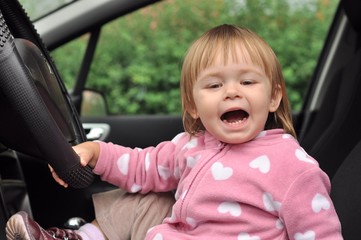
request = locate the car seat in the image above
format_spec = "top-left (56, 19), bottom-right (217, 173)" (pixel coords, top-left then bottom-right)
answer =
top-left (331, 140), bottom-right (361, 239)
top-left (299, 0), bottom-right (361, 179)
top-left (327, 1), bottom-right (361, 239)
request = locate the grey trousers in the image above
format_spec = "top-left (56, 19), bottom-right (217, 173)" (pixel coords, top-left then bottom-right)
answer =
top-left (93, 188), bottom-right (175, 240)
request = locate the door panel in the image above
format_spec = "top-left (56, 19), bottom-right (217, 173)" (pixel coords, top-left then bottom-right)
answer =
top-left (81, 115), bottom-right (184, 148)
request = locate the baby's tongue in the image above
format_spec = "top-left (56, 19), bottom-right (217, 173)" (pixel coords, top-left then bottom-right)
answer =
top-left (223, 110), bottom-right (248, 123)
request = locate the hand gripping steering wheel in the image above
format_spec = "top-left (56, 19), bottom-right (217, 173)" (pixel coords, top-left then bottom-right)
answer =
top-left (0, 2), bottom-right (94, 188)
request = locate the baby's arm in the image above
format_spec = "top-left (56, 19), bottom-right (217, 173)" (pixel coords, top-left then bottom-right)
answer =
top-left (93, 141), bottom-right (179, 193)
top-left (281, 168), bottom-right (343, 239)
top-left (93, 133), bottom-right (190, 193)
top-left (49, 132), bottom-right (189, 192)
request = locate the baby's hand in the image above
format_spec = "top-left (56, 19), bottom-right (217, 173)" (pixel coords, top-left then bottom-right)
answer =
top-left (48, 164), bottom-right (69, 188)
top-left (48, 141), bottom-right (100, 188)
top-left (72, 141), bottom-right (100, 169)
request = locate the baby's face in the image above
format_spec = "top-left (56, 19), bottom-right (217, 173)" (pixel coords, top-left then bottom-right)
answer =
top-left (191, 61), bottom-right (281, 144)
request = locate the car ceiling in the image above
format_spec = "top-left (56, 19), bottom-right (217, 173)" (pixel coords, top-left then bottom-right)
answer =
top-left (35, 0), bottom-right (161, 50)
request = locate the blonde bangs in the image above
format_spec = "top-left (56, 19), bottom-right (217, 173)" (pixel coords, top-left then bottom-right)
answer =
top-left (184, 27), bottom-right (277, 85)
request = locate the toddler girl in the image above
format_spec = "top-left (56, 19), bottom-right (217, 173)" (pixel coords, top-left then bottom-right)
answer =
top-left (6, 24), bottom-right (343, 240)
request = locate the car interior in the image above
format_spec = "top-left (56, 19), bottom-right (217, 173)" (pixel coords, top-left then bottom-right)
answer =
top-left (0, 0), bottom-right (360, 239)
top-left (297, 1), bottom-right (361, 239)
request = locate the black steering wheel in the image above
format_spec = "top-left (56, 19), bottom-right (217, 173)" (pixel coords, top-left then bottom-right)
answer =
top-left (0, 1), bottom-right (94, 188)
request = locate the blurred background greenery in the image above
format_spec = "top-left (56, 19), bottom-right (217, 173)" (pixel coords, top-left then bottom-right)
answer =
top-left (21, 0), bottom-right (338, 115)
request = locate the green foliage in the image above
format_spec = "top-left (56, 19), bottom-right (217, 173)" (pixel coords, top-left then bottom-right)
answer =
top-left (51, 0), bottom-right (338, 115)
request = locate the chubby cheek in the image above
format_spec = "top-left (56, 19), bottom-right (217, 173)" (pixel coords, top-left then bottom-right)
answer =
top-left (193, 99), bottom-right (220, 128)
top-left (192, 90), bottom-right (207, 117)
top-left (259, 86), bottom-right (277, 111)
top-left (251, 98), bottom-right (273, 122)
top-left (188, 88), bottom-right (201, 119)
top-left (195, 102), bottom-right (214, 121)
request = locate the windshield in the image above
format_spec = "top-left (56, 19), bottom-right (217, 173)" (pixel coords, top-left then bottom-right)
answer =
top-left (18, 0), bottom-right (75, 21)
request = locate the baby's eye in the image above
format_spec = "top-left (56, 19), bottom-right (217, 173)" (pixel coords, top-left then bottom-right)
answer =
top-left (241, 79), bottom-right (254, 85)
top-left (208, 83), bottom-right (223, 89)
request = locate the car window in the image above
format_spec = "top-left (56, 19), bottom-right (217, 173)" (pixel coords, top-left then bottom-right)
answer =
top-left (48, 0), bottom-right (339, 116)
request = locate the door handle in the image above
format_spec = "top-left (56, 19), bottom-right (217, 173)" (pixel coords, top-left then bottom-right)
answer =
top-left (82, 123), bottom-right (110, 141)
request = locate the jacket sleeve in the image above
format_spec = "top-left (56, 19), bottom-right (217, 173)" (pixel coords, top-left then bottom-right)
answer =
top-left (280, 167), bottom-right (343, 240)
top-left (92, 133), bottom-right (189, 193)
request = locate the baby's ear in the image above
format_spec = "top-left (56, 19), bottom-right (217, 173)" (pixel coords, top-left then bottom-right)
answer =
top-left (187, 103), bottom-right (199, 119)
top-left (269, 84), bottom-right (282, 112)
top-left (188, 108), bottom-right (199, 119)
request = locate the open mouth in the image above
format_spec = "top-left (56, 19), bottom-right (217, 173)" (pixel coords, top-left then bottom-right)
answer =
top-left (220, 110), bottom-right (249, 125)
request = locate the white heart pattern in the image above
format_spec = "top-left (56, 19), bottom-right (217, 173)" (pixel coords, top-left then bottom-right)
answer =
top-left (186, 217), bottom-right (197, 228)
top-left (312, 193), bottom-right (330, 213)
top-left (145, 153), bottom-right (150, 171)
top-left (174, 167), bottom-right (180, 179)
top-left (117, 153), bottom-right (130, 175)
top-left (171, 132), bottom-right (184, 144)
top-left (130, 183), bottom-right (142, 193)
top-left (295, 148), bottom-right (315, 164)
top-left (249, 155), bottom-right (270, 174)
top-left (183, 138), bottom-right (198, 150)
top-left (217, 201), bottom-right (241, 217)
top-left (263, 192), bottom-right (281, 212)
top-left (153, 233), bottom-right (163, 240)
top-left (282, 134), bottom-right (291, 139)
top-left (157, 165), bottom-right (171, 180)
top-left (211, 162), bottom-right (233, 180)
top-left (276, 219), bottom-right (284, 229)
top-left (294, 230), bottom-right (316, 240)
top-left (255, 131), bottom-right (267, 139)
top-left (187, 154), bottom-right (201, 168)
top-left (238, 232), bottom-right (260, 240)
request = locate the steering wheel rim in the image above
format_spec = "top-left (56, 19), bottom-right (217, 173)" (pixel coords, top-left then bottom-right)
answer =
top-left (0, 1), bottom-right (94, 188)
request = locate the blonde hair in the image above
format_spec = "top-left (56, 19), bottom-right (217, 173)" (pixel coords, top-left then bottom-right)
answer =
top-left (180, 24), bottom-right (296, 138)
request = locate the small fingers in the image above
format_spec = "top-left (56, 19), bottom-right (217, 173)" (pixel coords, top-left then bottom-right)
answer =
top-left (48, 164), bottom-right (68, 188)
top-left (48, 164), bottom-right (54, 172)
top-left (52, 172), bottom-right (68, 188)
top-left (78, 155), bottom-right (88, 167)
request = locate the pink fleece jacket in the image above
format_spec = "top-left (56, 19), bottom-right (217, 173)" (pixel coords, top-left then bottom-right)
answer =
top-left (93, 129), bottom-right (343, 240)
